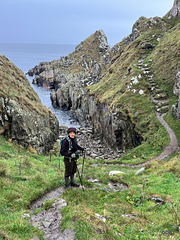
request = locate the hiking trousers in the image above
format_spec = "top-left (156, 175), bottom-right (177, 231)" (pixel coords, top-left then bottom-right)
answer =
top-left (64, 157), bottom-right (77, 177)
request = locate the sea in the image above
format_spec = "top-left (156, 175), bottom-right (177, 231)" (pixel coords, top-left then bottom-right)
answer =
top-left (0, 42), bottom-right (81, 128)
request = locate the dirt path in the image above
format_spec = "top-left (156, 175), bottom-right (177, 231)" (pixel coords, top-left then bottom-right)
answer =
top-left (118, 112), bottom-right (179, 168)
top-left (155, 112), bottom-right (179, 160)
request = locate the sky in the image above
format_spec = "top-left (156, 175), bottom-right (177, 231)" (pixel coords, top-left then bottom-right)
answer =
top-left (1, 0), bottom-right (174, 47)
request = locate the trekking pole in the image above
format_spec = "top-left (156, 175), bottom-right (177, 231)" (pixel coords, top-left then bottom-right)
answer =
top-left (77, 165), bottom-right (84, 191)
top-left (81, 149), bottom-right (86, 178)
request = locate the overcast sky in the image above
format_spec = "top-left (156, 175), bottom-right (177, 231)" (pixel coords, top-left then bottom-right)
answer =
top-left (1, 0), bottom-right (174, 47)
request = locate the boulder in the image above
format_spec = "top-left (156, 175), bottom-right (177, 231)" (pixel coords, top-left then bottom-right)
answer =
top-left (109, 171), bottom-right (126, 176)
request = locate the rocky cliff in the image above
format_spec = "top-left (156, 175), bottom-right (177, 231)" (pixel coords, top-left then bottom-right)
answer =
top-left (28, 0), bottom-right (180, 153)
top-left (0, 54), bottom-right (59, 154)
top-left (172, 70), bottom-right (180, 119)
top-left (166, 0), bottom-right (180, 18)
top-left (29, 30), bottom-right (142, 152)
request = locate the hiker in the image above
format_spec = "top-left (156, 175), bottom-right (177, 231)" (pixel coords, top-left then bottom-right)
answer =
top-left (61, 127), bottom-right (84, 188)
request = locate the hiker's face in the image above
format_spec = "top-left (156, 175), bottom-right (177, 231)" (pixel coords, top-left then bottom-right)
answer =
top-left (69, 131), bottom-right (75, 138)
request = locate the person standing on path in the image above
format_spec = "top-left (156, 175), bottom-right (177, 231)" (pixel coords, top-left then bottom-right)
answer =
top-left (61, 127), bottom-right (84, 188)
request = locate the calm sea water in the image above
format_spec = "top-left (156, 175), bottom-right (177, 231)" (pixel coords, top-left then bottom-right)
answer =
top-left (0, 43), bottom-right (80, 127)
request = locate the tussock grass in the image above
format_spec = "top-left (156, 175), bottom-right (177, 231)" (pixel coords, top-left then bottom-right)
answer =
top-left (0, 54), bottom-right (48, 115)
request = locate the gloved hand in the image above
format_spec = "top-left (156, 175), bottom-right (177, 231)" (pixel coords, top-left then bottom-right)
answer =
top-left (71, 153), bottom-right (76, 158)
top-left (75, 151), bottom-right (79, 159)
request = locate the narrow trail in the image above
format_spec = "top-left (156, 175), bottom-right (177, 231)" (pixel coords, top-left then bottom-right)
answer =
top-left (118, 58), bottom-right (179, 168)
top-left (30, 187), bottom-right (75, 240)
top-left (118, 112), bottom-right (179, 168)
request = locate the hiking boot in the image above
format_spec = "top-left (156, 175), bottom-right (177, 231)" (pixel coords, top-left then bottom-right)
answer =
top-left (71, 182), bottom-right (80, 187)
top-left (65, 184), bottom-right (70, 189)
top-left (64, 177), bottom-right (70, 189)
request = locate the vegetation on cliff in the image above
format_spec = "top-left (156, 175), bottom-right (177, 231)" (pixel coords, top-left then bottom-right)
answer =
top-left (88, 17), bottom-right (180, 163)
top-left (0, 55), bottom-right (46, 115)
top-left (0, 54), bottom-right (59, 154)
top-left (29, 15), bottom-right (180, 162)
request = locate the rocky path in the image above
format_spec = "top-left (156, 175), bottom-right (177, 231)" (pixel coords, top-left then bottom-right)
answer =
top-left (120, 58), bottom-right (179, 167)
top-left (140, 59), bottom-right (179, 158)
top-left (30, 187), bottom-right (75, 240)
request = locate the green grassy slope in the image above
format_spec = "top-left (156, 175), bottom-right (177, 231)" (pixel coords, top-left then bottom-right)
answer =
top-left (0, 135), bottom-right (179, 239)
top-left (0, 136), bottom-right (64, 240)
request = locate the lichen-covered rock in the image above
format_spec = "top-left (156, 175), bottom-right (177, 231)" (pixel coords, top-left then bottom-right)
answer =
top-left (0, 55), bottom-right (59, 154)
top-left (172, 70), bottom-right (180, 120)
top-left (123, 16), bottom-right (167, 45)
top-left (166, 0), bottom-right (180, 18)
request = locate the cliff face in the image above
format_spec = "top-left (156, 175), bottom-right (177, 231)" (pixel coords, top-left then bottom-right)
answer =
top-left (0, 55), bottom-right (59, 154)
top-left (172, 70), bottom-right (180, 120)
top-left (28, 2), bottom-right (180, 153)
top-left (166, 0), bottom-right (180, 18)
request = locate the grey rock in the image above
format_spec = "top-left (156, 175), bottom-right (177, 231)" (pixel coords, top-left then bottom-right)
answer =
top-left (135, 167), bottom-right (145, 175)
top-left (0, 97), bottom-right (59, 154)
top-left (151, 197), bottom-right (166, 204)
top-left (109, 171), bottom-right (126, 176)
top-left (172, 70), bottom-right (180, 120)
top-left (41, 221), bottom-right (51, 228)
top-left (166, 0), bottom-right (180, 18)
top-left (123, 16), bottom-right (167, 45)
top-left (94, 213), bottom-right (106, 222)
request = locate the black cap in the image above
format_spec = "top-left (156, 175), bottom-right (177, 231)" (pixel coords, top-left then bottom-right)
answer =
top-left (67, 127), bottom-right (77, 134)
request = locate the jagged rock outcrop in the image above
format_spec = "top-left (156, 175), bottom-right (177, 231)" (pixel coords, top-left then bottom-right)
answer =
top-left (0, 55), bottom-right (59, 154)
top-left (28, 30), bottom-right (111, 88)
top-left (166, 0), bottom-right (180, 18)
top-left (172, 70), bottom-right (180, 120)
top-left (28, 2), bottom-right (179, 154)
top-left (28, 30), bottom-right (142, 152)
top-left (122, 16), bottom-right (167, 45)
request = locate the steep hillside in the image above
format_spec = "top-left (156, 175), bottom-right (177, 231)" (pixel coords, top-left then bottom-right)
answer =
top-left (28, 1), bottom-right (180, 161)
top-left (0, 54), bottom-right (59, 154)
top-left (151, 22), bottom-right (180, 95)
top-left (88, 16), bottom-right (180, 160)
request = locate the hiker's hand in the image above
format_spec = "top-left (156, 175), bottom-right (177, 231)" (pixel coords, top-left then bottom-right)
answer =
top-left (71, 153), bottom-right (76, 158)
top-left (75, 151), bottom-right (79, 158)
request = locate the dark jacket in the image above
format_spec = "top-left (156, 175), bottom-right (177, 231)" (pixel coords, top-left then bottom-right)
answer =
top-left (61, 137), bottom-right (83, 158)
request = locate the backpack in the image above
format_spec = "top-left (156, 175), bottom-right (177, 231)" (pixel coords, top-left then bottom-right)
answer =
top-left (59, 136), bottom-right (77, 156)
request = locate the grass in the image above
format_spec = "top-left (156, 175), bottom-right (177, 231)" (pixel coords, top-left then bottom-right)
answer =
top-left (60, 153), bottom-right (180, 240)
top-left (0, 136), bottom-right (64, 240)
top-left (0, 133), bottom-right (180, 240)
